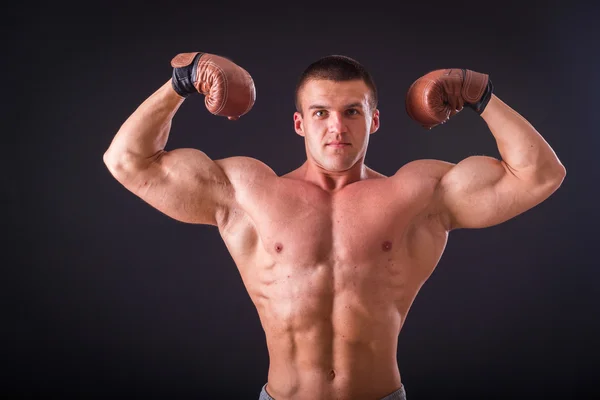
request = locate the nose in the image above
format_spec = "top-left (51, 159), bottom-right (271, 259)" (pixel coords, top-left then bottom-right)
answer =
top-left (327, 111), bottom-right (345, 133)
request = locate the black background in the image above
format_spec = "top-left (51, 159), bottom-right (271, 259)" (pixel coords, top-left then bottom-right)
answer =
top-left (5, 1), bottom-right (599, 399)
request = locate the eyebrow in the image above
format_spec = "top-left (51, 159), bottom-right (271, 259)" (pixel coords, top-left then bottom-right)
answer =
top-left (308, 102), bottom-right (364, 110)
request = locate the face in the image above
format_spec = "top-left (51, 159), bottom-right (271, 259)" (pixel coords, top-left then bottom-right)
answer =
top-left (294, 79), bottom-right (379, 172)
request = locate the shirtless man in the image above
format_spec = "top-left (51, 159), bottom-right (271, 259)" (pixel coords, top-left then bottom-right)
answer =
top-left (103, 52), bottom-right (566, 400)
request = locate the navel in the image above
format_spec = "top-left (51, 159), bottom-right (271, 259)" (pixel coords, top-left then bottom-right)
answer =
top-left (328, 369), bottom-right (336, 380)
top-left (274, 242), bottom-right (283, 253)
top-left (382, 240), bottom-right (392, 252)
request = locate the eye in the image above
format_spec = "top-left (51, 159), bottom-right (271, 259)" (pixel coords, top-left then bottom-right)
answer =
top-left (314, 110), bottom-right (328, 118)
top-left (346, 108), bottom-right (360, 116)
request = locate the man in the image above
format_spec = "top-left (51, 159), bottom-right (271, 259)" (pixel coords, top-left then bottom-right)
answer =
top-left (103, 51), bottom-right (566, 400)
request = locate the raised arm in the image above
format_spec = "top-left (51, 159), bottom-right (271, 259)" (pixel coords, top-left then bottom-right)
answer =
top-left (103, 52), bottom-right (256, 226)
top-left (405, 69), bottom-right (566, 230)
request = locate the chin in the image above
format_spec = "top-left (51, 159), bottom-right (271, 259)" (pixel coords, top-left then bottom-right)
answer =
top-left (310, 151), bottom-right (360, 172)
top-left (323, 160), bottom-right (356, 172)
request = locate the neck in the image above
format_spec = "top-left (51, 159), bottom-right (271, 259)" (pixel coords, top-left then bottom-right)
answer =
top-left (299, 158), bottom-right (368, 192)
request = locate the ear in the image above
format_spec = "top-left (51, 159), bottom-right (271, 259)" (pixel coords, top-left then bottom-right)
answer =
top-left (369, 109), bottom-right (380, 134)
top-left (294, 112), bottom-right (305, 137)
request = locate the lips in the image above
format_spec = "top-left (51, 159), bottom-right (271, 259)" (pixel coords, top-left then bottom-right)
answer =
top-left (326, 143), bottom-right (350, 147)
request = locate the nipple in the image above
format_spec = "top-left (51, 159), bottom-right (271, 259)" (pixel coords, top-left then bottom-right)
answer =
top-left (275, 243), bottom-right (283, 253)
top-left (382, 240), bottom-right (392, 252)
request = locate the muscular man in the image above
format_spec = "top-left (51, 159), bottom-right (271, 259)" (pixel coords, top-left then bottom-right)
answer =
top-left (103, 52), bottom-right (566, 400)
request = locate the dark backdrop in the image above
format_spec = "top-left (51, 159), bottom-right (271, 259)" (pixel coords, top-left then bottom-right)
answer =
top-left (5, 1), bottom-right (599, 399)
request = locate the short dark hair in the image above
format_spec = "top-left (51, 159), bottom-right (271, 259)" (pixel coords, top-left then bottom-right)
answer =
top-left (294, 55), bottom-right (378, 112)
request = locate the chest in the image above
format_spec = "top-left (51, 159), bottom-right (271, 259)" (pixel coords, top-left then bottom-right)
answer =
top-left (223, 178), bottom-right (429, 266)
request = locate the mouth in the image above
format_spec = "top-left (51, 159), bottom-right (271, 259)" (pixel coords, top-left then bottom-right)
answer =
top-left (326, 143), bottom-right (351, 148)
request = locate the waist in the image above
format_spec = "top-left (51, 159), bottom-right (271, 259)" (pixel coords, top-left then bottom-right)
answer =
top-left (261, 383), bottom-right (406, 400)
top-left (265, 364), bottom-right (401, 400)
top-left (265, 334), bottom-right (401, 399)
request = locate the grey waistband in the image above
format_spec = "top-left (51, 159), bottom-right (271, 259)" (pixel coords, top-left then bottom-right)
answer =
top-left (259, 383), bottom-right (406, 400)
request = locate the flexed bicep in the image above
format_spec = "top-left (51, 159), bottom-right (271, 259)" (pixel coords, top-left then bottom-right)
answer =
top-left (104, 49), bottom-right (257, 226)
top-left (117, 148), bottom-right (235, 226)
top-left (439, 155), bottom-right (545, 230)
top-left (405, 68), bottom-right (565, 231)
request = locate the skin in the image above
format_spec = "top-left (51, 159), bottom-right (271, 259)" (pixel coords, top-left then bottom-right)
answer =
top-left (104, 75), bottom-right (565, 400)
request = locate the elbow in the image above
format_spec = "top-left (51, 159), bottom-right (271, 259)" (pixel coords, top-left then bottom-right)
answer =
top-left (103, 147), bottom-right (159, 185)
top-left (103, 149), bottom-right (114, 169)
top-left (519, 158), bottom-right (566, 195)
top-left (538, 160), bottom-right (566, 193)
top-left (556, 161), bottom-right (567, 182)
top-left (103, 148), bottom-right (138, 182)
top-left (550, 159), bottom-right (567, 187)
top-left (103, 148), bottom-right (124, 177)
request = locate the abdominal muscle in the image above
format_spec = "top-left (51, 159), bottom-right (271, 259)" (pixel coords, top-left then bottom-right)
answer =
top-left (249, 255), bottom-right (427, 400)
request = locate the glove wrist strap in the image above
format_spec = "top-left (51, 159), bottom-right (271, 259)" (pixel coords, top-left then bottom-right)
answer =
top-left (466, 79), bottom-right (494, 114)
top-left (171, 53), bottom-right (203, 97)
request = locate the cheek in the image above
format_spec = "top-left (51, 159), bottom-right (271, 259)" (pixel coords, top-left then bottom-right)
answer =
top-left (305, 120), bottom-right (326, 137)
top-left (307, 118), bottom-right (323, 128)
top-left (359, 117), bottom-right (371, 129)
top-left (346, 120), bottom-right (367, 136)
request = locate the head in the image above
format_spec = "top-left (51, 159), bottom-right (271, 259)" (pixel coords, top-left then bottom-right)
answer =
top-left (293, 55), bottom-right (380, 173)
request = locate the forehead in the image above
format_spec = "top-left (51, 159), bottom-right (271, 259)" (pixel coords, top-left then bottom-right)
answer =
top-left (299, 79), bottom-right (370, 107)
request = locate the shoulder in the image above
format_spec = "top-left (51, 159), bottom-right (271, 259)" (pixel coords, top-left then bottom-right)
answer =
top-left (215, 156), bottom-right (278, 184)
top-left (214, 156), bottom-right (282, 209)
top-left (393, 159), bottom-right (455, 182)
top-left (213, 157), bottom-right (279, 230)
top-left (391, 159), bottom-right (456, 229)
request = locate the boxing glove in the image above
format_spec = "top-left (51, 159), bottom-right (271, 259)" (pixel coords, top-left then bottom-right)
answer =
top-left (171, 52), bottom-right (256, 120)
top-left (405, 69), bottom-right (493, 129)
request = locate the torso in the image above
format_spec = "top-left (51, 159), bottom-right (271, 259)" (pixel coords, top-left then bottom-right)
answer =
top-left (218, 159), bottom-right (450, 400)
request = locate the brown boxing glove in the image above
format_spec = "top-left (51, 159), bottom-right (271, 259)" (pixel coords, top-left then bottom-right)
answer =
top-left (405, 69), bottom-right (493, 129)
top-left (171, 52), bottom-right (256, 120)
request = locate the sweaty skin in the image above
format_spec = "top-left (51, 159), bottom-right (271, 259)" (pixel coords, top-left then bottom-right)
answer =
top-left (104, 76), bottom-right (565, 400)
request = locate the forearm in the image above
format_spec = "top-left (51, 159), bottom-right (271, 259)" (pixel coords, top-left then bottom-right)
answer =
top-left (480, 94), bottom-right (566, 182)
top-left (104, 80), bottom-right (185, 167)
